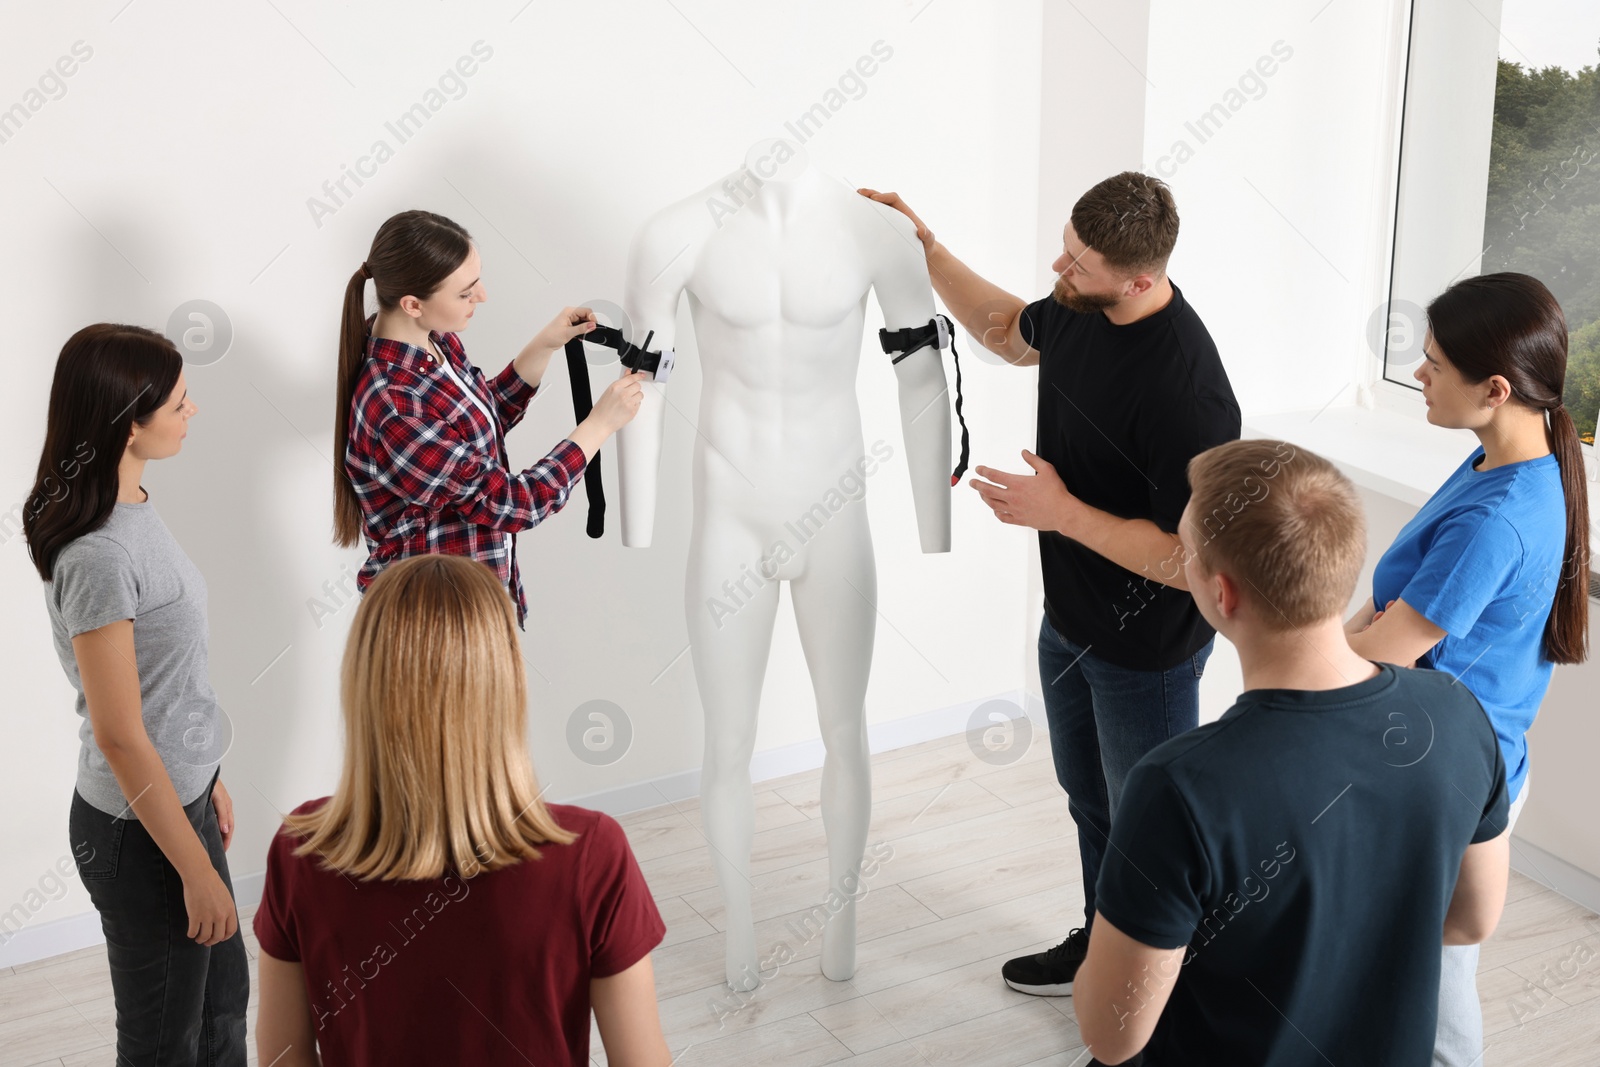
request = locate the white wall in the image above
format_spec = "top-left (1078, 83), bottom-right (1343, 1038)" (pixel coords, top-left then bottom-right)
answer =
top-left (1142, 0), bottom-right (1405, 420)
top-left (0, 0), bottom-right (1054, 963)
top-left (1389, 0), bottom-right (1504, 328)
top-left (1522, 609), bottom-right (1600, 904)
top-left (1022, 1), bottom-right (1154, 710)
top-left (1117, 0), bottom-right (1408, 723)
top-left (9, 0), bottom-right (1594, 969)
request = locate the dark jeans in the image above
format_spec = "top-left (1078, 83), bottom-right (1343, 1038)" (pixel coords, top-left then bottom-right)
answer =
top-left (69, 769), bottom-right (248, 1065)
top-left (1038, 614), bottom-right (1211, 927)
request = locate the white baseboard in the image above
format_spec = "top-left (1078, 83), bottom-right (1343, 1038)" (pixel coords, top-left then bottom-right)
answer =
top-left (1510, 835), bottom-right (1600, 917)
top-left (0, 870), bottom-right (268, 970)
top-left (0, 691), bottom-right (1031, 970)
top-left (555, 689), bottom-right (1040, 815)
top-left (20, 692), bottom-right (1575, 974)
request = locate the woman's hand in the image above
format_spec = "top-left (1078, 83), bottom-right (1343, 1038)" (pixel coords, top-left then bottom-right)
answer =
top-left (1344, 596), bottom-right (1377, 636)
top-left (514, 307), bottom-right (599, 388)
top-left (212, 777), bottom-right (234, 851)
top-left (184, 866), bottom-right (239, 946)
top-left (1346, 597), bottom-right (1443, 669)
top-left (569, 371), bottom-right (648, 462)
top-left (532, 306), bottom-right (599, 353)
top-left (590, 371), bottom-right (648, 435)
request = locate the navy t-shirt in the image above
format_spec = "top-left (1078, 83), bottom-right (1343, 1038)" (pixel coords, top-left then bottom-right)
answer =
top-left (1019, 284), bottom-right (1240, 670)
top-left (1095, 664), bottom-right (1508, 1066)
top-left (1372, 447), bottom-right (1565, 801)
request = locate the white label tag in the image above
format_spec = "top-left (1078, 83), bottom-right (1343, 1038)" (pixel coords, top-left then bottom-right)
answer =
top-left (654, 349), bottom-right (675, 383)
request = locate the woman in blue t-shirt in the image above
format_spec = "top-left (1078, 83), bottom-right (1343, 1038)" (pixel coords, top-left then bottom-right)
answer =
top-left (1346, 272), bottom-right (1589, 1067)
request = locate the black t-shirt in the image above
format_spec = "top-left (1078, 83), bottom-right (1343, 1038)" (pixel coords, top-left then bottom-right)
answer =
top-left (1019, 284), bottom-right (1239, 670)
top-left (1096, 664), bottom-right (1510, 1066)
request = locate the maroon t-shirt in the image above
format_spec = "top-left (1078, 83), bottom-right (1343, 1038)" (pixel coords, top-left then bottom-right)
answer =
top-left (254, 799), bottom-right (664, 1066)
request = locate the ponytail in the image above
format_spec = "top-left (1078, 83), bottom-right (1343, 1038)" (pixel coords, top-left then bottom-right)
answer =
top-left (332, 212), bottom-right (473, 549)
top-left (332, 263), bottom-right (370, 548)
top-left (1427, 272), bottom-right (1589, 664)
top-left (1545, 402), bottom-right (1590, 664)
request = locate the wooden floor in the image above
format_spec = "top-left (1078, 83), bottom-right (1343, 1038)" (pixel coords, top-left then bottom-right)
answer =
top-left (3, 727), bottom-right (1598, 1066)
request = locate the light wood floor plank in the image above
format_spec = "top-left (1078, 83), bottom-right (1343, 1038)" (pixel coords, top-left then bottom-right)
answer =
top-left (8, 728), bottom-right (1597, 1065)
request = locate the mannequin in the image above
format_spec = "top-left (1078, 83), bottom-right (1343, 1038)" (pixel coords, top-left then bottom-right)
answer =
top-left (616, 139), bottom-right (952, 991)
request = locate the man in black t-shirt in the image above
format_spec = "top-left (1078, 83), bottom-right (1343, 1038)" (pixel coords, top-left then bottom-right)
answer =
top-left (1073, 440), bottom-right (1510, 1066)
top-left (860, 173), bottom-right (1240, 996)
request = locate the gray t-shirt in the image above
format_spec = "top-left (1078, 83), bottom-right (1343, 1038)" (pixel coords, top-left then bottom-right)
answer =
top-left (44, 499), bottom-right (224, 818)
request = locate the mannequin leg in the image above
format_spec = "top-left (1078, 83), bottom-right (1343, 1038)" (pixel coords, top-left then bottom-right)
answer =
top-left (789, 507), bottom-right (876, 981)
top-left (686, 520), bottom-right (783, 992)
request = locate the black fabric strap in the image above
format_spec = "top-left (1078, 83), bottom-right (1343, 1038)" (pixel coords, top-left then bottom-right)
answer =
top-left (563, 337), bottom-right (606, 538)
top-left (879, 315), bottom-right (970, 486)
top-left (947, 323), bottom-right (970, 486)
top-left (880, 324), bottom-right (937, 363)
top-left (562, 324), bottom-right (670, 539)
top-left (590, 324), bottom-right (666, 378)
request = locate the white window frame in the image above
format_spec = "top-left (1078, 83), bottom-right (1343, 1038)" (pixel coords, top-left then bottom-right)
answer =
top-left (1356, 0), bottom-right (1596, 556)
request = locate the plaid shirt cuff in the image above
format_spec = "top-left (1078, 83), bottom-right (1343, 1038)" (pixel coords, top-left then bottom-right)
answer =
top-left (549, 438), bottom-right (588, 484)
top-left (491, 361), bottom-right (540, 426)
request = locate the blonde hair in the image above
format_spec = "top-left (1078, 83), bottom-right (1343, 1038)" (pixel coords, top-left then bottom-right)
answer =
top-left (283, 554), bottom-right (575, 880)
top-left (1185, 440), bottom-right (1366, 631)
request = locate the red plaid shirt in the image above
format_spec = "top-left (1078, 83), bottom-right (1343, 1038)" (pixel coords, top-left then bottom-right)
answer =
top-left (344, 319), bottom-right (586, 628)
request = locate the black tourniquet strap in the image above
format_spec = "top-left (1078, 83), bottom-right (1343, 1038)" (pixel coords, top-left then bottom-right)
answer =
top-left (563, 336), bottom-right (606, 539)
top-left (878, 314), bottom-right (971, 486)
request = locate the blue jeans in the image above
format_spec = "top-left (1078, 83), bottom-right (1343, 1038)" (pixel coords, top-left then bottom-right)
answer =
top-left (1038, 614), bottom-right (1212, 927)
top-left (69, 768), bottom-right (248, 1065)
top-left (1434, 773), bottom-right (1531, 1066)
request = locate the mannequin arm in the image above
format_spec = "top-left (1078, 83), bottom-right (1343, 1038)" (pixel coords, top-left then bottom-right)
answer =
top-left (868, 201), bottom-right (952, 553)
top-left (889, 346), bottom-right (953, 553)
top-left (617, 212), bottom-right (696, 548)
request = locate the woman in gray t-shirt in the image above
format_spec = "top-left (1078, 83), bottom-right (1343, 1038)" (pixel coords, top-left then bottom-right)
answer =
top-left (24, 323), bottom-right (247, 1065)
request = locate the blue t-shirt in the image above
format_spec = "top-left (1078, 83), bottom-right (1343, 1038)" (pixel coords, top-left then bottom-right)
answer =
top-left (1371, 447), bottom-right (1566, 800)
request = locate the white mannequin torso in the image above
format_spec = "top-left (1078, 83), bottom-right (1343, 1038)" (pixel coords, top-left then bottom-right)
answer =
top-left (616, 141), bottom-right (952, 990)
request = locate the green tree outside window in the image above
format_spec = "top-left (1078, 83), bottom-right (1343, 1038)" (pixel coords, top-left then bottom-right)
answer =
top-left (1482, 45), bottom-right (1600, 444)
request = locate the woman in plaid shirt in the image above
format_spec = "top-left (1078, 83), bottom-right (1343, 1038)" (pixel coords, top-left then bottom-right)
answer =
top-left (333, 210), bottom-right (644, 628)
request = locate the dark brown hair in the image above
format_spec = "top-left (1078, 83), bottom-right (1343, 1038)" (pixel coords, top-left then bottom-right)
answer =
top-left (1427, 272), bottom-right (1589, 664)
top-left (22, 324), bottom-right (183, 581)
top-left (1186, 440), bottom-right (1367, 631)
top-left (1071, 171), bottom-right (1180, 275)
top-left (333, 210), bottom-right (474, 548)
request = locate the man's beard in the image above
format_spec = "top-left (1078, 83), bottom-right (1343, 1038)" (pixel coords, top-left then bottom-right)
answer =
top-left (1052, 276), bottom-right (1120, 313)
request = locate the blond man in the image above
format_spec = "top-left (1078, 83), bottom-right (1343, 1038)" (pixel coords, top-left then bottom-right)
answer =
top-left (1073, 440), bottom-right (1510, 1066)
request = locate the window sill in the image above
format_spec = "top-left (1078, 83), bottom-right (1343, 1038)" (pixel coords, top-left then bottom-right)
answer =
top-left (1242, 403), bottom-right (1478, 509)
top-left (1243, 402), bottom-right (1599, 560)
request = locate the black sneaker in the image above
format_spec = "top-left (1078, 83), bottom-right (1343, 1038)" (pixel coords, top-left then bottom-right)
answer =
top-left (1001, 926), bottom-right (1090, 995)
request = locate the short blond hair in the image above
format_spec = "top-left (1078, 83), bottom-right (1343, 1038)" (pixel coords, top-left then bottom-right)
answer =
top-left (1185, 440), bottom-right (1366, 631)
top-left (282, 554), bottom-right (574, 880)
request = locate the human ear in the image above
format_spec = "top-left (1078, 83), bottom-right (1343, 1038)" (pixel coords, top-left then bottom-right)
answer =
top-left (1215, 571), bottom-right (1241, 620)
top-left (1482, 374), bottom-right (1513, 410)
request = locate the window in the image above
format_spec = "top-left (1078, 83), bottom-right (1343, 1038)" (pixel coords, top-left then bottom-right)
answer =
top-left (1385, 0), bottom-right (1599, 445)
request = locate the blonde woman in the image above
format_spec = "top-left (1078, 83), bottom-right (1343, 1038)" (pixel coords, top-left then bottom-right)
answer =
top-left (254, 555), bottom-right (670, 1066)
